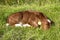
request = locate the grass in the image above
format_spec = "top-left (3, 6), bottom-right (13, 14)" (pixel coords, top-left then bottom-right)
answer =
top-left (0, 3), bottom-right (60, 40)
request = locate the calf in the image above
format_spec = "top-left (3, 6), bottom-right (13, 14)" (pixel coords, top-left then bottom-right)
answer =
top-left (6, 10), bottom-right (54, 30)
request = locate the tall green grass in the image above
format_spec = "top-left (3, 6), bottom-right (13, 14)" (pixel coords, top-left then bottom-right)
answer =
top-left (0, 0), bottom-right (60, 5)
top-left (0, 0), bottom-right (60, 40)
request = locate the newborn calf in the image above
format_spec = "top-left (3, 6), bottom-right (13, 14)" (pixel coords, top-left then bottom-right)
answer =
top-left (6, 10), bottom-right (54, 30)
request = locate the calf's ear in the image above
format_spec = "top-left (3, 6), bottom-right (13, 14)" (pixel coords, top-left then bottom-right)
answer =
top-left (47, 17), bottom-right (55, 26)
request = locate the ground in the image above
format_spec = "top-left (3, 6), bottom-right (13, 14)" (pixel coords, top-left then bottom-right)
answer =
top-left (0, 3), bottom-right (60, 40)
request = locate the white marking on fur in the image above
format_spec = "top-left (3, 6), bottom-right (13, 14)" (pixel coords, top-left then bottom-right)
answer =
top-left (6, 23), bottom-right (9, 26)
top-left (15, 22), bottom-right (23, 27)
top-left (38, 21), bottom-right (41, 25)
top-left (15, 23), bottom-right (31, 27)
top-left (47, 19), bottom-right (51, 23)
top-left (23, 24), bottom-right (31, 27)
top-left (15, 24), bottom-right (22, 27)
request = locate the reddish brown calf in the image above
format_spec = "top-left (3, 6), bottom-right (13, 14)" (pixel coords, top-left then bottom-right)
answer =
top-left (6, 10), bottom-right (54, 30)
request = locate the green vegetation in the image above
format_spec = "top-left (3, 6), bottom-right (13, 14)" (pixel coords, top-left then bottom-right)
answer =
top-left (0, 0), bottom-right (60, 40)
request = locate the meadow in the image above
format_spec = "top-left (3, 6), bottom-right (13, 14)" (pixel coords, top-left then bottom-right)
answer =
top-left (0, 0), bottom-right (60, 40)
